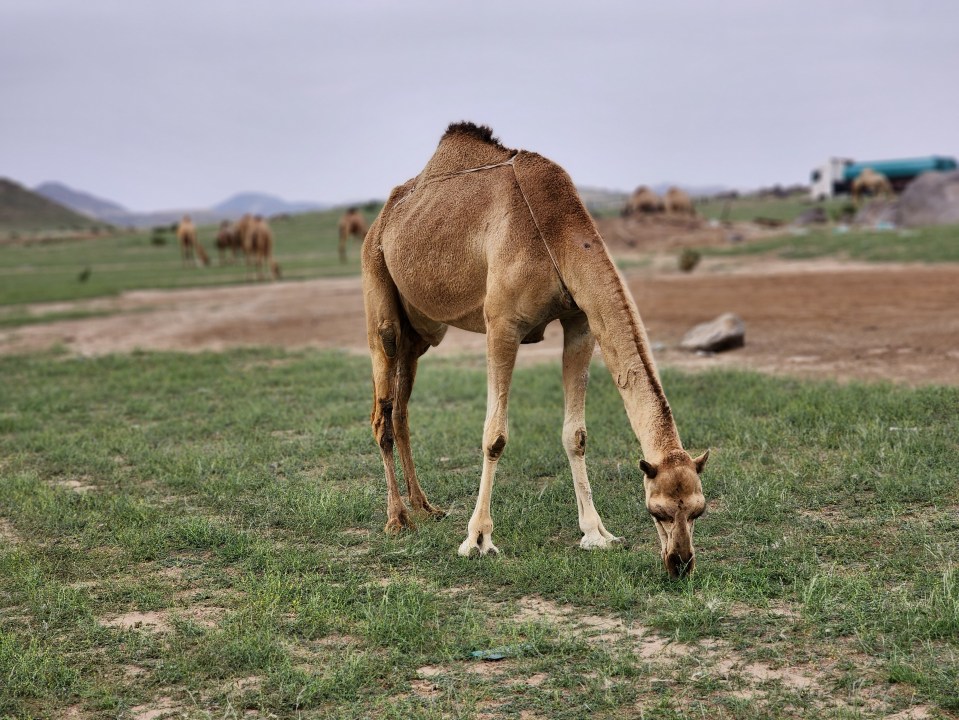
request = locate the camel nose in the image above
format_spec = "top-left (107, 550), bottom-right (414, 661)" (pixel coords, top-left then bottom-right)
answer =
top-left (665, 551), bottom-right (695, 579)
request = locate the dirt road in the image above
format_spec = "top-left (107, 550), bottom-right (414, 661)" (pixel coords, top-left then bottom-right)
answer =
top-left (2, 259), bottom-right (957, 385)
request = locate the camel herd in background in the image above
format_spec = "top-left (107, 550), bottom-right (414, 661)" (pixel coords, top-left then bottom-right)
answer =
top-left (175, 207), bottom-right (371, 281)
top-left (623, 185), bottom-right (696, 217)
top-left (176, 213), bottom-right (279, 280)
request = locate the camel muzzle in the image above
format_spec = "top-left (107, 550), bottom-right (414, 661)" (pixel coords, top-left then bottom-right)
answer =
top-left (664, 550), bottom-right (695, 579)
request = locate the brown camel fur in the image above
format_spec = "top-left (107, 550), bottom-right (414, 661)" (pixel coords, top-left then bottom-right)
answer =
top-left (852, 168), bottom-right (893, 204)
top-left (235, 213), bottom-right (256, 264)
top-left (664, 186), bottom-right (695, 216)
top-left (338, 207), bottom-right (369, 263)
top-left (624, 186), bottom-right (665, 216)
top-left (176, 215), bottom-right (210, 268)
top-left (215, 220), bottom-right (242, 265)
top-left (362, 122), bottom-right (708, 578)
top-left (250, 215), bottom-right (280, 281)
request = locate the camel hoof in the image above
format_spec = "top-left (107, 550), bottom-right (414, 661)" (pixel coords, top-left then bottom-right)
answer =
top-left (457, 537), bottom-right (500, 557)
top-left (384, 515), bottom-right (414, 535)
top-left (579, 532), bottom-right (624, 550)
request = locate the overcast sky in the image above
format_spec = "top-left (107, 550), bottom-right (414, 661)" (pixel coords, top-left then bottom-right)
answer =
top-left (2, 1), bottom-right (957, 211)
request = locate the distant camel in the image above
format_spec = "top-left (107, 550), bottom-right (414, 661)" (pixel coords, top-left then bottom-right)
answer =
top-left (250, 215), bottom-right (280, 280)
top-left (623, 186), bottom-right (665, 216)
top-left (234, 213), bottom-right (256, 264)
top-left (363, 122), bottom-right (708, 577)
top-left (215, 220), bottom-right (241, 264)
top-left (338, 207), bottom-right (368, 263)
top-left (664, 187), bottom-right (695, 216)
top-left (852, 168), bottom-right (893, 204)
top-left (177, 215), bottom-right (210, 267)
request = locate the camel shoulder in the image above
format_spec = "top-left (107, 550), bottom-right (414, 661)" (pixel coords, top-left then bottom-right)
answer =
top-left (512, 151), bottom-right (596, 240)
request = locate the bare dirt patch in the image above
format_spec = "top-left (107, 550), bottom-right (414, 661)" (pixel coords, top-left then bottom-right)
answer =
top-left (49, 478), bottom-right (98, 494)
top-left (0, 518), bottom-right (20, 545)
top-left (101, 605), bottom-right (224, 633)
top-left (2, 260), bottom-right (957, 386)
top-left (128, 697), bottom-right (181, 720)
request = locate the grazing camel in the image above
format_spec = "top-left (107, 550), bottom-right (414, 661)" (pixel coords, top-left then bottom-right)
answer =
top-left (215, 220), bottom-right (241, 265)
top-left (363, 122), bottom-right (709, 578)
top-left (235, 213), bottom-right (256, 264)
top-left (664, 186), bottom-right (695, 216)
top-left (338, 207), bottom-right (368, 263)
top-left (852, 168), bottom-right (893, 204)
top-left (176, 215), bottom-right (210, 267)
top-left (250, 215), bottom-right (280, 280)
top-left (623, 186), bottom-right (665, 216)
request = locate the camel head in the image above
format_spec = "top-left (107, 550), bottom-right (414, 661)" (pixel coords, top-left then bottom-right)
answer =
top-left (640, 449), bottom-right (709, 579)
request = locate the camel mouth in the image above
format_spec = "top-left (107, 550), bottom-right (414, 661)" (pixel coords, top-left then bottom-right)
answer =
top-left (664, 552), bottom-right (695, 579)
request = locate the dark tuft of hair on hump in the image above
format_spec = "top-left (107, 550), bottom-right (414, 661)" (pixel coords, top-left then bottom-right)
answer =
top-left (442, 121), bottom-right (506, 149)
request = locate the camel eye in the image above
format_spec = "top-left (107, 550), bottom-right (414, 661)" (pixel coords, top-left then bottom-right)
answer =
top-left (649, 508), bottom-right (671, 522)
top-left (689, 508), bottom-right (704, 520)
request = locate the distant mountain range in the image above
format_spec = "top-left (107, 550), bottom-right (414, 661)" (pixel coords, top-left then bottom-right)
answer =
top-left (34, 181), bottom-right (126, 219)
top-left (31, 183), bottom-right (330, 228)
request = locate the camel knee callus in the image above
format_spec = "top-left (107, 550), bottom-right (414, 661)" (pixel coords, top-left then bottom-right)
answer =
top-left (362, 121), bottom-right (709, 572)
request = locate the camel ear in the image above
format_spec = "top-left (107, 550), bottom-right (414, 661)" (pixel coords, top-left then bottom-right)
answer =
top-left (693, 449), bottom-right (710, 474)
top-left (639, 459), bottom-right (658, 479)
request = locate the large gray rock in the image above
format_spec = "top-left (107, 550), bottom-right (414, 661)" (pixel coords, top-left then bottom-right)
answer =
top-left (895, 170), bottom-right (959, 227)
top-left (680, 313), bottom-right (745, 352)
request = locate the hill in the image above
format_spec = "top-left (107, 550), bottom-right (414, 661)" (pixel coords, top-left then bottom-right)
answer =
top-left (34, 181), bottom-right (127, 218)
top-left (0, 178), bottom-right (105, 234)
top-left (212, 192), bottom-right (328, 217)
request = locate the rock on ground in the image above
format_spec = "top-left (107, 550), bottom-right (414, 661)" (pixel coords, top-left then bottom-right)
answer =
top-left (680, 313), bottom-right (745, 352)
top-left (895, 170), bottom-right (959, 227)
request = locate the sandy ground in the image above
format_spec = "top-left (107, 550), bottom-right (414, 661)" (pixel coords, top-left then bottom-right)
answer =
top-left (2, 256), bottom-right (957, 386)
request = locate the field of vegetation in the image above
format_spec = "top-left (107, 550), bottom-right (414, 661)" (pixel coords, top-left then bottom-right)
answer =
top-left (1, 190), bottom-right (957, 718)
top-left (1, 349), bottom-right (957, 718)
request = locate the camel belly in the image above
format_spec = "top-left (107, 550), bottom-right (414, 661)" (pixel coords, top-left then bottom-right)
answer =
top-left (383, 233), bottom-right (489, 336)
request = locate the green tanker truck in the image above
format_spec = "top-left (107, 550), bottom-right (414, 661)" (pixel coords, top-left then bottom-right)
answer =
top-left (809, 156), bottom-right (957, 200)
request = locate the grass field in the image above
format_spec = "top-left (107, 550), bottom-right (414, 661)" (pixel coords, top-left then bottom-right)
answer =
top-left (698, 223), bottom-right (959, 264)
top-left (1, 349), bottom-right (956, 718)
top-left (0, 206), bottom-right (380, 307)
top-left (693, 195), bottom-right (848, 224)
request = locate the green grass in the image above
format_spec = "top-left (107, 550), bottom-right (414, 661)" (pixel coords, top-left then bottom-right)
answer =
top-left (0, 206), bottom-right (380, 306)
top-left (694, 195), bottom-right (848, 224)
top-left (0, 349), bottom-right (956, 718)
top-left (699, 223), bottom-right (959, 263)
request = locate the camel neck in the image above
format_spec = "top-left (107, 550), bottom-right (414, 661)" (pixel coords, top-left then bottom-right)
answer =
top-left (573, 257), bottom-right (683, 462)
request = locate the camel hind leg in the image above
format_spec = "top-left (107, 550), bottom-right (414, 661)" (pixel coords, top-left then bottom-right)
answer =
top-left (363, 242), bottom-right (441, 533)
top-left (393, 329), bottom-right (445, 518)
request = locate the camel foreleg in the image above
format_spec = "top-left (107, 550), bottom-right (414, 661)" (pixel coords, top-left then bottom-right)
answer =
top-left (458, 321), bottom-right (520, 557)
top-left (561, 315), bottom-right (622, 549)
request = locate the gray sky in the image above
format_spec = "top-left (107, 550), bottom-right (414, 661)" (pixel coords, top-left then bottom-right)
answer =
top-left (2, 1), bottom-right (957, 211)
